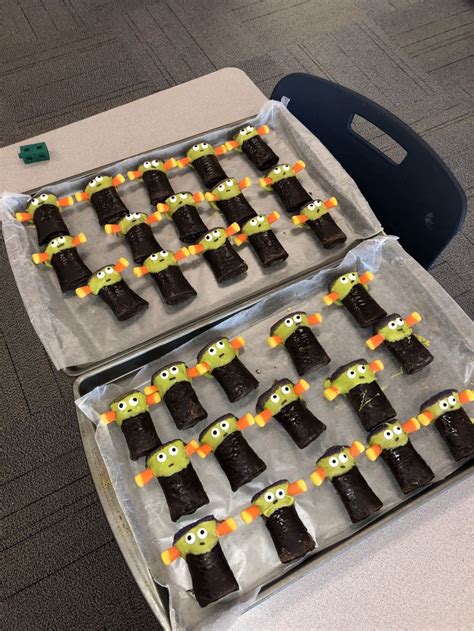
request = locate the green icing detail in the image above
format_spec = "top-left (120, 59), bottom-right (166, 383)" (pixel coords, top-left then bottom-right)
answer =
top-left (152, 362), bottom-right (189, 397)
top-left (109, 391), bottom-right (149, 426)
top-left (233, 125), bottom-right (259, 146)
top-left (300, 200), bottom-right (329, 220)
top-left (198, 228), bottom-right (228, 251)
top-left (143, 250), bottom-right (177, 274)
top-left (88, 265), bottom-right (122, 295)
top-left (200, 415), bottom-right (238, 451)
top-left (186, 141), bottom-right (215, 162)
top-left (369, 421), bottom-right (408, 451)
top-left (165, 192), bottom-right (197, 217)
top-left (210, 178), bottom-right (241, 201)
top-left (377, 316), bottom-right (412, 343)
top-left (271, 312), bottom-right (310, 344)
top-left (43, 235), bottom-right (76, 268)
top-left (138, 159), bottom-right (166, 174)
top-left (26, 193), bottom-right (60, 217)
top-left (425, 392), bottom-right (461, 421)
top-left (262, 381), bottom-right (298, 416)
top-left (265, 163), bottom-right (296, 185)
top-left (118, 212), bottom-right (148, 235)
top-left (317, 446), bottom-right (355, 480)
top-left (85, 175), bottom-right (114, 196)
top-left (242, 215), bottom-right (271, 236)
top-left (199, 338), bottom-right (237, 371)
top-left (329, 272), bottom-right (365, 303)
top-left (323, 362), bottom-right (376, 396)
top-left (253, 481), bottom-right (293, 518)
top-left (146, 440), bottom-right (189, 478)
top-left (174, 518), bottom-right (218, 557)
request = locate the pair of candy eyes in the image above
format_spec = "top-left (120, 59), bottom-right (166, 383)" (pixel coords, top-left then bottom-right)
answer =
top-left (283, 314), bottom-right (303, 327)
top-left (117, 396), bottom-right (139, 410)
top-left (185, 528), bottom-right (207, 544)
top-left (339, 273), bottom-right (358, 284)
top-left (49, 236), bottom-right (66, 248)
top-left (159, 366), bottom-right (180, 380)
top-left (238, 125), bottom-right (255, 134)
top-left (124, 212), bottom-right (143, 221)
top-left (346, 365), bottom-right (368, 378)
top-left (383, 426), bottom-right (403, 440)
top-left (206, 340), bottom-right (227, 355)
top-left (386, 318), bottom-right (405, 329)
top-left (156, 446), bottom-right (180, 461)
top-left (191, 142), bottom-right (209, 151)
top-left (88, 175), bottom-right (104, 187)
top-left (168, 193), bottom-right (190, 203)
top-left (30, 193), bottom-right (50, 205)
top-left (210, 420), bottom-right (231, 437)
top-left (328, 453), bottom-right (349, 467)
top-left (306, 201), bottom-right (323, 211)
top-left (142, 160), bottom-right (161, 168)
top-left (272, 165), bottom-right (291, 175)
top-left (270, 385), bottom-right (292, 402)
top-left (264, 488), bottom-right (286, 503)
top-left (204, 230), bottom-right (222, 241)
top-left (149, 251), bottom-right (169, 261)
top-left (96, 266), bottom-right (115, 279)
top-left (439, 396), bottom-right (458, 409)
top-left (248, 216), bottom-right (266, 227)
top-left (216, 179), bottom-right (236, 192)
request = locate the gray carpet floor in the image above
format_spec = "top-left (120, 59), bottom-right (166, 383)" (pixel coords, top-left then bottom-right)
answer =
top-left (1, 1), bottom-right (473, 629)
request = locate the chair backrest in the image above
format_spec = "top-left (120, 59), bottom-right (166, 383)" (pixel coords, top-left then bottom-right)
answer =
top-left (271, 73), bottom-right (467, 268)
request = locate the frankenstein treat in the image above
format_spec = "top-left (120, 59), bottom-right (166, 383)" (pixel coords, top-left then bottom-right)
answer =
top-left (311, 442), bottom-right (382, 523)
top-left (145, 362), bottom-right (207, 430)
top-left (367, 312), bottom-right (433, 375)
top-left (105, 211), bottom-right (162, 264)
top-left (178, 141), bottom-right (228, 189)
top-left (198, 413), bottom-right (266, 491)
top-left (76, 258), bottom-right (148, 320)
top-left (418, 389), bottom-right (474, 461)
top-left (323, 271), bottom-right (386, 328)
top-left (324, 359), bottom-right (396, 431)
top-left (32, 234), bottom-right (91, 292)
top-left (256, 379), bottom-right (326, 448)
top-left (226, 124), bottom-right (279, 171)
top-left (134, 249), bottom-right (196, 306)
top-left (16, 192), bottom-right (73, 246)
top-left (127, 158), bottom-right (176, 206)
top-left (241, 479), bottom-right (314, 563)
top-left (101, 390), bottom-right (161, 461)
top-left (188, 225), bottom-right (248, 284)
top-left (75, 174), bottom-right (128, 226)
top-left (196, 336), bottom-right (258, 402)
top-left (157, 191), bottom-right (208, 244)
top-left (205, 177), bottom-right (257, 226)
top-left (259, 161), bottom-right (311, 214)
top-left (292, 197), bottom-right (347, 249)
top-left (234, 212), bottom-right (288, 268)
top-left (162, 516), bottom-right (239, 607)
top-left (268, 310), bottom-right (329, 376)
top-left (135, 439), bottom-right (208, 522)
top-left (366, 419), bottom-right (434, 494)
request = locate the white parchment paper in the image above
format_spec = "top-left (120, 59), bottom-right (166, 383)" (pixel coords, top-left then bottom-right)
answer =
top-left (76, 236), bottom-right (473, 630)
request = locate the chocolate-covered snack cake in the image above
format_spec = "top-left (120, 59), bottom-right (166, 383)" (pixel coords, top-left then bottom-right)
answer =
top-left (162, 516), bottom-right (239, 607)
top-left (292, 197), bottom-right (347, 249)
top-left (127, 158), bottom-right (176, 206)
top-left (133, 249), bottom-right (196, 306)
top-left (205, 177), bottom-right (257, 226)
top-left (178, 141), bottom-right (228, 189)
top-left (196, 336), bottom-right (258, 402)
top-left (75, 258), bottom-right (148, 320)
top-left (75, 174), bottom-right (129, 226)
top-left (241, 479), bottom-right (314, 563)
top-left (268, 310), bottom-right (329, 375)
top-left (366, 419), bottom-right (434, 494)
top-left (324, 359), bottom-right (396, 432)
top-left (157, 191), bottom-right (208, 244)
top-left (100, 389), bottom-right (161, 461)
top-left (256, 378), bottom-right (326, 448)
top-left (135, 439), bottom-right (208, 522)
top-left (145, 362), bottom-right (207, 430)
top-left (198, 413), bottom-right (266, 491)
top-left (105, 211), bottom-right (162, 264)
top-left (323, 271), bottom-right (386, 328)
top-left (234, 212), bottom-right (288, 268)
top-left (418, 389), bottom-right (474, 461)
top-left (311, 442), bottom-right (382, 523)
top-left (32, 234), bottom-right (91, 292)
top-left (366, 312), bottom-right (433, 374)
top-left (16, 192), bottom-right (73, 246)
top-left (188, 225), bottom-right (248, 284)
top-left (226, 124), bottom-right (279, 171)
top-left (259, 161), bottom-right (311, 214)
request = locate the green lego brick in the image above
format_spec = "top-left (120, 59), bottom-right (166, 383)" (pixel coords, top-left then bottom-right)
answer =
top-left (18, 142), bottom-right (50, 164)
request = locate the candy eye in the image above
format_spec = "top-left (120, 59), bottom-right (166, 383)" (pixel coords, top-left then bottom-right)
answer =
top-left (384, 430), bottom-right (393, 440)
top-left (134, 212), bottom-right (142, 220)
top-left (283, 164), bottom-right (290, 172)
top-left (217, 184), bottom-right (225, 192)
top-left (307, 203), bottom-right (315, 210)
top-left (180, 193), bottom-right (188, 200)
top-left (117, 401), bottom-right (126, 410)
top-left (271, 393), bottom-right (280, 403)
top-left (105, 266), bottom-right (114, 274)
top-left (347, 369), bottom-right (357, 378)
top-left (339, 453), bottom-right (348, 463)
top-left (212, 229), bottom-right (220, 237)
top-left (197, 528), bottom-right (207, 540)
top-left (284, 318), bottom-right (293, 327)
top-left (96, 176), bottom-right (103, 183)
top-left (185, 533), bottom-right (195, 544)
top-left (31, 198), bottom-right (39, 206)
top-left (169, 195), bottom-right (177, 203)
top-left (273, 167), bottom-right (281, 175)
top-left (275, 488), bottom-right (285, 499)
top-left (220, 420), bottom-right (230, 430)
top-left (239, 128), bottom-right (246, 134)
top-left (250, 218), bottom-right (257, 226)
top-left (348, 273), bottom-right (357, 281)
top-left (393, 425), bottom-right (402, 435)
top-left (192, 144), bottom-right (199, 151)
top-left (226, 179), bottom-right (233, 186)
top-left (96, 271), bottom-right (105, 279)
top-left (169, 446), bottom-right (178, 456)
top-left (294, 314), bottom-right (302, 323)
top-left (264, 492), bottom-right (274, 503)
top-left (329, 457), bottom-right (339, 467)
top-left (88, 180), bottom-right (96, 187)
top-left (170, 366), bottom-right (179, 374)
top-left (143, 161), bottom-right (151, 168)
top-left (358, 365), bottom-right (366, 373)
top-left (388, 321), bottom-right (397, 329)
top-left (439, 400), bottom-right (449, 409)
top-left (246, 125), bottom-right (254, 132)
top-left (396, 317), bottom-right (404, 326)
top-left (257, 215), bottom-right (264, 223)
top-left (58, 236), bottom-right (65, 244)
top-left (216, 340), bottom-right (225, 349)
top-left (314, 200), bottom-right (322, 207)
top-left (159, 250), bottom-right (168, 257)
top-left (150, 254), bottom-right (158, 261)
top-left (50, 240), bottom-right (57, 248)
top-left (211, 428), bottom-right (220, 438)
top-left (340, 276), bottom-right (348, 284)
top-left (201, 142), bottom-right (209, 149)
top-left (151, 160), bottom-right (159, 167)
top-left (40, 193), bottom-right (48, 201)
top-left (125, 214), bottom-right (133, 221)
top-left (205, 234), bottom-right (212, 242)
top-left (208, 346), bottom-right (216, 355)
top-left (157, 452), bottom-right (166, 462)
top-left (129, 397), bottom-right (139, 406)
top-left (448, 395), bottom-right (457, 406)
top-left (281, 385), bottom-right (291, 395)
top-left (160, 370), bottom-right (169, 380)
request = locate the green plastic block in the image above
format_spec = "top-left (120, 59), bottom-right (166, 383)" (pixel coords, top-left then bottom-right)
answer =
top-left (18, 142), bottom-right (50, 164)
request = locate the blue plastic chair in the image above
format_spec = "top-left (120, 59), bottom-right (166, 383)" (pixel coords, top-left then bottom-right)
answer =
top-left (271, 73), bottom-right (467, 268)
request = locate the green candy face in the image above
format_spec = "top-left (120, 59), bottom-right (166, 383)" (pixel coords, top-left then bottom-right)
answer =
top-left (143, 250), bottom-right (177, 274)
top-left (175, 518), bottom-right (218, 557)
top-left (89, 265), bottom-right (121, 295)
top-left (253, 481), bottom-right (293, 518)
top-left (165, 192), bottom-right (197, 217)
top-left (271, 312), bottom-right (310, 344)
top-left (330, 272), bottom-right (363, 302)
top-left (198, 228), bottom-right (227, 251)
top-left (234, 124), bottom-right (259, 145)
top-left (85, 175), bottom-right (113, 196)
top-left (109, 391), bottom-right (148, 425)
top-left (377, 315), bottom-right (412, 343)
top-left (301, 200), bottom-right (329, 220)
top-left (146, 440), bottom-right (189, 478)
top-left (118, 212), bottom-right (147, 234)
top-left (325, 362), bottom-right (376, 396)
top-left (138, 159), bottom-right (166, 174)
top-left (426, 392), bottom-right (461, 420)
top-left (199, 338), bottom-right (236, 371)
top-left (211, 178), bottom-right (241, 201)
top-left (44, 235), bottom-right (75, 267)
top-left (266, 163), bottom-right (295, 184)
top-left (369, 421), bottom-right (408, 451)
top-left (152, 362), bottom-right (189, 397)
top-left (242, 215), bottom-right (271, 236)
top-left (317, 447), bottom-right (355, 479)
top-left (187, 141), bottom-right (215, 162)
top-left (200, 415), bottom-right (238, 451)
top-left (26, 193), bottom-right (59, 216)
top-left (262, 381), bottom-right (297, 416)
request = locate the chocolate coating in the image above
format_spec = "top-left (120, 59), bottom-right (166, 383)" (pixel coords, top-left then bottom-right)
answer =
top-left (264, 504), bottom-right (315, 563)
top-left (214, 431), bottom-right (266, 491)
top-left (171, 204), bottom-right (208, 244)
top-left (380, 442), bottom-right (434, 494)
top-left (157, 462), bottom-right (209, 522)
top-left (340, 284), bottom-right (386, 328)
top-left (126, 223), bottom-right (162, 264)
top-left (142, 169), bottom-right (174, 206)
top-left (90, 187), bottom-right (129, 226)
top-left (186, 543), bottom-right (239, 607)
top-left (274, 399), bottom-right (326, 449)
top-left (120, 412), bottom-right (161, 461)
top-left (212, 357), bottom-right (259, 402)
top-left (345, 381), bottom-right (397, 431)
top-left (216, 193), bottom-right (257, 226)
top-left (434, 408), bottom-right (474, 461)
top-left (284, 326), bottom-right (330, 376)
top-left (203, 242), bottom-right (248, 283)
top-left (150, 266), bottom-right (197, 305)
top-left (272, 176), bottom-right (312, 214)
top-left (383, 336), bottom-right (433, 374)
top-left (163, 380), bottom-right (207, 430)
top-left (193, 155), bottom-right (228, 189)
top-left (98, 280), bottom-right (148, 320)
top-left (248, 231), bottom-right (288, 268)
top-left (331, 467), bottom-right (382, 523)
top-left (241, 136), bottom-right (279, 171)
top-left (307, 214), bottom-right (347, 249)
top-left (33, 204), bottom-right (70, 246)
top-left (51, 248), bottom-right (91, 292)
